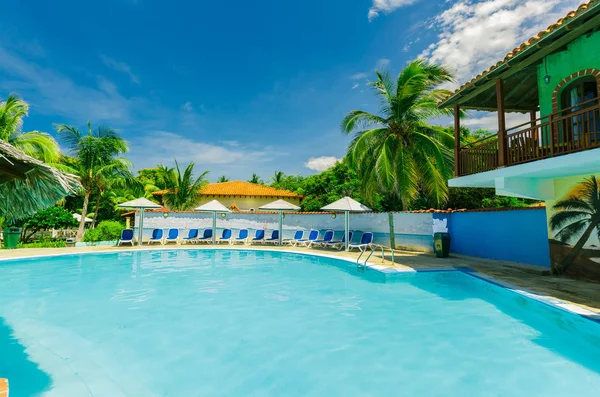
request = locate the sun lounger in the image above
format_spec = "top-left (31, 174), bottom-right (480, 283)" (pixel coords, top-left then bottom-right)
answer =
top-left (181, 228), bottom-right (199, 244)
top-left (250, 229), bottom-right (265, 244)
top-left (348, 232), bottom-right (374, 252)
top-left (148, 229), bottom-right (164, 245)
top-left (282, 230), bottom-right (303, 246)
top-left (231, 229), bottom-right (249, 245)
top-left (117, 229), bottom-right (134, 246)
top-left (197, 229), bottom-right (213, 243)
top-left (164, 228), bottom-right (179, 245)
top-left (309, 230), bottom-right (334, 248)
top-left (297, 230), bottom-right (319, 247)
top-left (264, 230), bottom-right (279, 245)
top-left (324, 231), bottom-right (354, 250)
top-left (218, 229), bottom-right (233, 244)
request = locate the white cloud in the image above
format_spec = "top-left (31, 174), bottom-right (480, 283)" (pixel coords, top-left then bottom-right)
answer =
top-left (421, 0), bottom-right (582, 87)
top-left (368, 0), bottom-right (419, 21)
top-left (376, 58), bottom-right (391, 69)
top-left (352, 83), bottom-right (360, 89)
top-left (304, 156), bottom-right (340, 172)
top-left (99, 54), bottom-right (140, 84)
top-left (462, 111), bottom-right (529, 132)
top-left (129, 131), bottom-right (275, 170)
top-left (182, 101), bottom-right (193, 111)
top-left (0, 47), bottom-right (134, 124)
top-left (351, 72), bottom-right (368, 80)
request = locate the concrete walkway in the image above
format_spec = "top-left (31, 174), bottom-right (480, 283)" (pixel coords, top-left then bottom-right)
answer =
top-left (1, 245), bottom-right (599, 314)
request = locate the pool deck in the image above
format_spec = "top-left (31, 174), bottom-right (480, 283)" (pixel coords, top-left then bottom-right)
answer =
top-left (1, 245), bottom-right (600, 315)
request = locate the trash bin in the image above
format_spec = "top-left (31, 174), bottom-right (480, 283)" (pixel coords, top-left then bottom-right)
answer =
top-left (3, 227), bottom-right (21, 249)
top-left (434, 232), bottom-right (451, 258)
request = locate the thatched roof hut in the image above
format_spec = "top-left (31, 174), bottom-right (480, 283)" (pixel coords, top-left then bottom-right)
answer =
top-left (0, 141), bottom-right (81, 221)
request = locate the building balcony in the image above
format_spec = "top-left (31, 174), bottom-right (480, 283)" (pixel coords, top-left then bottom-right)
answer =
top-left (457, 97), bottom-right (600, 177)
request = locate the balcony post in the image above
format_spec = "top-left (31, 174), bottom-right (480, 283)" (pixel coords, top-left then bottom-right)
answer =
top-left (454, 104), bottom-right (461, 177)
top-left (496, 79), bottom-right (507, 167)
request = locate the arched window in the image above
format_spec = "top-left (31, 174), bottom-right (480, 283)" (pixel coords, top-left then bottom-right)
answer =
top-left (559, 76), bottom-right (599, 142)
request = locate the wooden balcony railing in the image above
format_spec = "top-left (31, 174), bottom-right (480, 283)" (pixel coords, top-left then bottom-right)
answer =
top-left (457, 97), bottom-right (600, 176)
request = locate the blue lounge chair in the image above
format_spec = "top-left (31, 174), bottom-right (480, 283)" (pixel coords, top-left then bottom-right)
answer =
top-left (283, 230), bottom-right (304, 246)
top-left (297, 230), bottom-right (319, 247)
top-left (197, 229), bottom-right (213, 243)
top-left (264, 230), bottom-right (279, 245)
top-left (250, 229), bottom-right (265, 244)
top-left (309, 230), bottom-right (334, 248)
top-left (218, 229), bottom-right (233, 244)
top-left (181, 228), bottom-right (199, 244)
top-left (148, 229), bottom-right (164, 245)
top-left (231, 229), bottom-right (249, 245)
top-left (349, 232), bottom-right (374, 252)
top-left (324, 231), bottom-right (354, 250)
top-left (164, 228), bottom-right (179, 245)
top-left (117, 229), bottom-right (134, 246)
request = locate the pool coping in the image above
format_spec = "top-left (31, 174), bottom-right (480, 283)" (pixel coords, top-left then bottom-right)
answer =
top-left (1, 246), bottom-right (599, 325)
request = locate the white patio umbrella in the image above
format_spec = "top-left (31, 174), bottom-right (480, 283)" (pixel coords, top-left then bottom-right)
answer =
top-left (118, 198), bottom-right (163, 246)
top-left (321, 197), bottom-right (371, 251)
top-left (194, 200), bottom-right (231, 244)
top-left (73, 213), bottom-right (94, 223)
top-left (259, 199), bottom-right (301, 246)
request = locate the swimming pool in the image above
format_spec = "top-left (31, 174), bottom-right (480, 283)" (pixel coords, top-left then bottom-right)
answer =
top-left (0, 249), bottom-right (599, 396)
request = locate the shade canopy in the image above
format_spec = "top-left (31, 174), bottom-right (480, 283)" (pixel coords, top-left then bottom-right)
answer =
top-left (0, 141), bottom-right (81, 221)
top-left (73, 213), bottom-right (93, 223)
top-left (118, 198), bottom-right (162, 209)
top-left (321, 197), bottom-right (371, 212)
top-left (194, 200), bottom-right (231, 213)
top-left (259, 199), bottom-right (300, 211)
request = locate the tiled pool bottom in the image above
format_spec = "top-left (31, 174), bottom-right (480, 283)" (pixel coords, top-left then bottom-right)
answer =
top-left (0, 250), bottom-right (599, 397)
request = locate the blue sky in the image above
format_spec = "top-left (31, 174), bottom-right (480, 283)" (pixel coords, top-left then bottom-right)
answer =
top-left (0, 0), bottom-right (582, 181)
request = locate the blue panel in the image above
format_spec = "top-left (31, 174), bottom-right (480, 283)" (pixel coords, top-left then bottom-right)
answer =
top-left (446, 209), bottom-right (551, 268)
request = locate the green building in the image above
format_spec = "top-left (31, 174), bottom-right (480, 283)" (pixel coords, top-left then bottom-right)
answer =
top-left (439, 0), bottom-right (600, 278)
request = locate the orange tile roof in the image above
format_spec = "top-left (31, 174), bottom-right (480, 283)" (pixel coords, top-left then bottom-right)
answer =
top-left (441, 0), bottom-right (599, 105)
top-left (153, 181), bottom-right (301, 198)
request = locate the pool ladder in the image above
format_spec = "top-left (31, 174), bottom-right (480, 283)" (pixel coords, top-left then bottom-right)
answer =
top-left (356, 244), bottom-right (386, 268)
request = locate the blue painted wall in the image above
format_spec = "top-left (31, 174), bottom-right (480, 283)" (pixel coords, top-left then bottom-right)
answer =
top-left (443, 209), bottom-right (551, 268)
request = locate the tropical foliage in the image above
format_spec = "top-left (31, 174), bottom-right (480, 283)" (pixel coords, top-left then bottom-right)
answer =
top-left (56, 122), bottom-right (133, 240)
top-left (342, 59), bottom-right (458, 209)
top-left (248, 173), bottom-right (264, 185)
top-left (0, 94), bottom-right (60, 163)
top-left (550, 176), bottom-right (600, 274)
top-left (19, 206), bottom-right (77, 243)
top-left (83, 220), bottom-right (125, 243)
top-left (160, 160), bottom-right (209, 211)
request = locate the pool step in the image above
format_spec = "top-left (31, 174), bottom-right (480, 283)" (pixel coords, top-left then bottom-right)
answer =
top-left (0, 378), bottom-right (8, 397)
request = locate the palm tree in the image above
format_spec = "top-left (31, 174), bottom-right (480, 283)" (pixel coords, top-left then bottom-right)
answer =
top-left (56, 122), bottom-right (132, 240)
top-left (341, 59), bottom-right (458, 209)
top-left (270, 171), bottom-right (285, 186)
top-left (217, 175), bottom-right (230, 183)
top-left (550, 176), bottom-right (600, 274)
top-left (160, 160), bottom-right (209, 211)
top-left (248, 173), bottom-right (263, 185)
top-left (0, 94), bottom-right (60, 162)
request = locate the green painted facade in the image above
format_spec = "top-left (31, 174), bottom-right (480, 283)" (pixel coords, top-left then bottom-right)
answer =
top-left (537, 29), bottom-right (600, 116)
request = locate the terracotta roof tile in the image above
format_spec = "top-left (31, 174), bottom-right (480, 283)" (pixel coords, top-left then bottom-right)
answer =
top-left (442, 1), bottom-right (599, 104)
top-left (152, 181), bottom-right (301, 198)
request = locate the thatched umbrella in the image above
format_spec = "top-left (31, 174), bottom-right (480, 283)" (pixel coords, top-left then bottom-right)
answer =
top-left (321, 197), bottom-right (371, 251)
top-left (259, 199), bottom-right (300, 245)
top-left (0, 141), bottom-right (81, 222)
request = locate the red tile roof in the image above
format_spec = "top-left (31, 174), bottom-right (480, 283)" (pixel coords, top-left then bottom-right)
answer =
top-left (152, 181), bottom-right (301, 199)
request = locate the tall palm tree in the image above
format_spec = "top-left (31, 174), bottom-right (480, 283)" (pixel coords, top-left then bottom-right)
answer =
top-left (161, 160), bottom-right (209, 211)
top-left (217, 175), bottom-right (230, 183)
top-left (0, 94), bottom-right (60, 163)
top-left (270, 171), bottom-right (285, 186)
top-left (550, 176), bottom-right (600, 274)
top-left (341, 59), bottom-right (458, 209)
top-left (56, 122), bottom-right (132, 240)
top-left (248, 173), bottom-right (263, 185)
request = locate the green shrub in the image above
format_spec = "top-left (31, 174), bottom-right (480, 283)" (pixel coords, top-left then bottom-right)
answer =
top-left (17, 240), bottom-right (67, 248)
top-left (83, 221), bottom-right (125, 242)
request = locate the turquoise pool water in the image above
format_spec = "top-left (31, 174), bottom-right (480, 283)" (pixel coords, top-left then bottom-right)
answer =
top-left (0, 250), bottom-right (599, 396)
